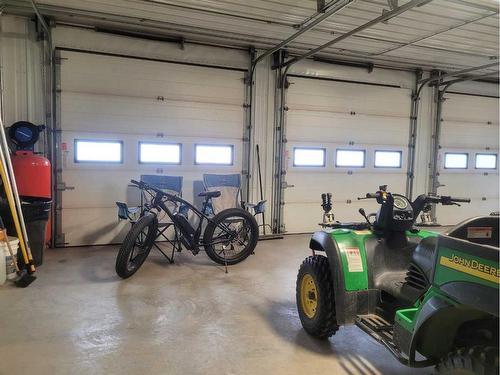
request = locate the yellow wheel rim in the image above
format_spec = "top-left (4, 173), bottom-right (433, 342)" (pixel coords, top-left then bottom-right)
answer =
top-left (300, 274), bottom-right (318, 319)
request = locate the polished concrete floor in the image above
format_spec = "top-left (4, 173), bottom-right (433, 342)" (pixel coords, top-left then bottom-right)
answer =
top-left (0, 235), bottom-right (432, 375)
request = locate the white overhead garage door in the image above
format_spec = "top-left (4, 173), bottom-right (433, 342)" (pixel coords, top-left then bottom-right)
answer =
top-left (437, 93), bottom-right (499, 224)
top-left (56, 50), bottom-right (245, 246)
top-left (283, 76), bottom-right (412, 233)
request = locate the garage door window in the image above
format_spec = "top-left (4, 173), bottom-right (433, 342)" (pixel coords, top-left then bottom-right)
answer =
top-left (195, 145), bottom-right (233, 165)
top-left (335, 149), bottom-right (365, 168)
top-left (75, 140), bottom-right (123, 163)
top-left (139, 142), bottom-right (181, 164)
top-left (293, 147), bottom-right (326, 167)
top-left (475, 153), bottom-right (497, 169)
top-left (444, 153), bottom-right (468, 169)
top-left (374, 150), bottom-right (402, 168)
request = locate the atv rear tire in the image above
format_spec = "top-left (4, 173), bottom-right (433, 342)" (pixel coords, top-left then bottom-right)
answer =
top-left (296, 255), bottom-right (339, 339)
top-left (434, 346), bottom-right (499, 375)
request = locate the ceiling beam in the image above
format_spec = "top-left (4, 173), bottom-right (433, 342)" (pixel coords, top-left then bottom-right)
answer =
top-left (251, 0), bottom-right (354, 67)
top-left (280, 0), bottom-right (432, 69)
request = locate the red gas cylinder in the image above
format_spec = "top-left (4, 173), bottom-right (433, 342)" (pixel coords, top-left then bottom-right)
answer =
top-left (11, 151), bottom-right (51, 199)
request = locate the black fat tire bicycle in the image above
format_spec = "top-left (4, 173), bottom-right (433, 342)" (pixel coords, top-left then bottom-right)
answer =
top-left (115, 180), bottom-right (259, 279)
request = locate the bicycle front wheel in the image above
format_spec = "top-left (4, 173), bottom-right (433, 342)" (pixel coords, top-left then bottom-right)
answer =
top-left (203, 208), bottom-right (258, 265)
top-left (115, 213), bottom-right (158, 278)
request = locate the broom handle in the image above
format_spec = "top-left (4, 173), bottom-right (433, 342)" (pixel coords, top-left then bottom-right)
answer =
top-left (0, 118), bottom-right (34, 272)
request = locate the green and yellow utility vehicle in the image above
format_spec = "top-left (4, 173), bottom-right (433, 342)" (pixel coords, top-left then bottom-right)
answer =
top-left (296, 186), bottom-right (499, 374)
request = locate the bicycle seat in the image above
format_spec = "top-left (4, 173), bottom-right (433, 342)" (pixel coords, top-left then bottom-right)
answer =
top-left (198, 190), bottom-right (221, 199)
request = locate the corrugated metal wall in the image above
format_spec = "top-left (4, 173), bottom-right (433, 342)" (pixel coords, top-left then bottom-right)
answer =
top-left (0, 15), bottom-right (44, 128)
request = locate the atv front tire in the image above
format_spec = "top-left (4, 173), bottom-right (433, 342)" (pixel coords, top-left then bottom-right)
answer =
top-left (434, 346), bottom-right (499, 375)
top-left (296, 255), bottom-right (339, 339)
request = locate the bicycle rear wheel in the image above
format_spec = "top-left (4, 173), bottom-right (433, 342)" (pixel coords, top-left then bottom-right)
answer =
top-left (115, 213), bottom-right (158, 278)
top-left (203, 208), bottom-right (258, 265)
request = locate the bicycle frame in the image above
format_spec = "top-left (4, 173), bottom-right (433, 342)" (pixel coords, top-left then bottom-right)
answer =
top-left (132, 180), bottom-right (244, 254)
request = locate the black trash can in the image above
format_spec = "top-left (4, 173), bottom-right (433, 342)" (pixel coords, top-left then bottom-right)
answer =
top-left (0, 197), bottom-right (51, 266)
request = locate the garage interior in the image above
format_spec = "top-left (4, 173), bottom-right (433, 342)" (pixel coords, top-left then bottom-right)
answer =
top-left (0, 0), bottom-right (499, 374)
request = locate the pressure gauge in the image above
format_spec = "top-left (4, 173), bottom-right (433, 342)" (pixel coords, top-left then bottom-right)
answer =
top-left (14, 126), bottom-right (34, 143)
top-left (8, 121), bottom-right (42, 150)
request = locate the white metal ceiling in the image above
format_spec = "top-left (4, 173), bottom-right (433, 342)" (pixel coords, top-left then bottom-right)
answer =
top-left (5, 0), bottom-right (500, 72)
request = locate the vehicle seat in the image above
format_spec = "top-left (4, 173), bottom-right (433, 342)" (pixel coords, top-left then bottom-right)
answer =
top-left (198, 190), bottom-right (221, 199)
top-left (446, 216), bottom-right (499, 247)
top-left (411, 236), bottom-right (438, 282)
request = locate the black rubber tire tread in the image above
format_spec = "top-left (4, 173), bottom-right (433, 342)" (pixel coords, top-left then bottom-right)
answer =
top-left (296, 255), bottom-right (339, 339)
top-left (115, 213), bottom-right (158, 279)
top-left (434, 345), bottom-right (499, 375)
top-left (203, 208), bottom-right (258, 266)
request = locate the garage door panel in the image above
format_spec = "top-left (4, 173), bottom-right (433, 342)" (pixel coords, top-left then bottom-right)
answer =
top-left (286, 98), bottom-right (410, 116)
top-left (61, 132), bottom-right (243, 167)
top-left (441, 121), bottom-right (498, 148)
top-left (442, 94), bottom-right (499, 124)
top-left (437, 93), bottom-right (499, 223)
top-left (63, 76), bottom-right (243, 105)
top-left (61, 166), bottom-right (242, 208)
top-left (285, 173), bottom-right (405, 204)
top-left (288, 79), bottom-right (410, 117)
top-left (62, 170), bottom-right (132, 208)
top-left (59, 51), bottom-right (245, 246)
top-left (60, 130), bottom-right (242, 208)
top-left (62, 93), bottom-right (243, 136)
top-left (288, 112), bottom-right (409, 144)
top-left (61, 51), bottom-right (243, 104)
top-left (439, 174), bottom-right (499, 198)
top-left (284, 200), bottom-right (382, 233)
top-left (283, 77), bottom-right (411, 233)
top-left (62, 208), bottom-right (131, 246)
top-left (285, 173), bottom-right (405, 202)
